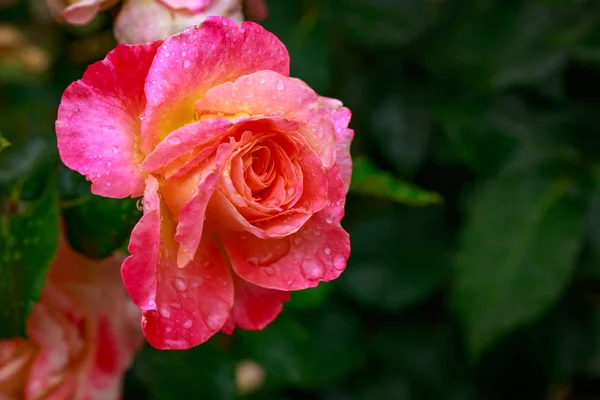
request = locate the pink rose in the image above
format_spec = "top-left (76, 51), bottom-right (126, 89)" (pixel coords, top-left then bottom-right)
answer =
top-left (47, 0), bottom-right (117, 25)
top-left (114, 0), bottom-right (244, 44)
top-left (0, 238), bottom-right (142, 400)
top-left (55, 17), bottom-right (354, 350)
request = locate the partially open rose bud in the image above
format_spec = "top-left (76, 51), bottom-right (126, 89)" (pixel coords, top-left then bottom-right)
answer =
top-left (114, 0), bottom-right (244, 44)
top-left (0, 238), bottom-right (143, 399)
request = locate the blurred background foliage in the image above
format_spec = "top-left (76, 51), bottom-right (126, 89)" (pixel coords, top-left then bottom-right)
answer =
top-left (3, 0), bottom-right (600, 399)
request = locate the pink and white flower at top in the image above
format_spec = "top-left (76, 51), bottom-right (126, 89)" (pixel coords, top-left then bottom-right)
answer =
top-left (0, 238), bottom-right (142, 400)
top-left (55, 17), bottom-right (354, 350)
top-left (114, 0), bottom-right (244, 44)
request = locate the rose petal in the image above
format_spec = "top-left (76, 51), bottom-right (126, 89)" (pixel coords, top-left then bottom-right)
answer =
top-left (61, 0), bottom-right (102, 25)
top-left (221, 167), bottom-right (349, 290)
top-left (158, 0), bottom-right (210, 13)
top-left (121, 175), bottom-right (161, 310)
top-left (140, 118), bottom-right (235, 173)
top-left (56, 42), bottom-right (161, 198)
top-left (174, 142), bottom-right (233, 268)
top-left (320, 96), bottom-right (354, 191)
top-left (142, 237), bottom-right (234, 350)
top-left (142, 17), bottom-right (290, 153)
top-left (122, 177), bottom-right (234, 349)
top-left (221, 275), bottom-right (289, 334)
top-left (194, 70), bottom-right (337, 168)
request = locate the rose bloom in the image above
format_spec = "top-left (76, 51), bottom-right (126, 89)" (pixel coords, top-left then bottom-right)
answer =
top-left (0, 239), bottom-right (142, 399)
top-left (55, 17), bottom-right (354, 350)
top-left (114, 0), bottom-right (244, 44)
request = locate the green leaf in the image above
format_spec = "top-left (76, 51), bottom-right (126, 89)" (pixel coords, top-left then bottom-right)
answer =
top-left (452, 171), bottom-right (587, 362)
top-left (0, 188), bottom-right (60, 338)
top-left (134, 340), bottom-right (235, 400)
top-left (236, 306), bottom-right (366, 388)
top-left (339, 205), bottom-right (450, 311)
top-left (349, 156), bottom-right (442, 205)
top-left (59, 167), bottom-right (141, 259)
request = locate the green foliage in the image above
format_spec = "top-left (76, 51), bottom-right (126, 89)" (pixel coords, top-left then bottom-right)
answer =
top-left (453, 168), bottom-right (587, 361)
top-left (0, 187), bottom-right (59, 338)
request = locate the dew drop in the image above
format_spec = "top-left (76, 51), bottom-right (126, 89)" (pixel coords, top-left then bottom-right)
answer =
top-left (105, 181), bottom-right (112, 187)
top-left (182, 59), bottom-right (192, 69)
top-left (112, 145), bottom-right (119, 154)
top-left (147, 300), bottom-right (156, 308)
top-left (301, 260), bottom-right (325, 280)
top-left (336, 199), bottom-right (343, 206)
top-left (259, 78), bottom-right (266, 85)
top-left (181, 51), bottom-right (187, 57)
top-left (159, 308), bottom-right (171, 318)
top-left (211, 44), bottom-right (217, 50)
top-left (106, 161), bottom-right (112, 167)
top-left (293, 237), bottom-right (303, 245)
top-left (204, 313), bottom-right (222, 330)
top-left (171, 301), bottom-right (182, 310)
top-left (173, 277), bottom-right (187, 292)
top-left (286, 278), bottom-right (294, 286)
top-left (246, 77), bottom-right (254, 85)
top-left (165, 327), bottom-right (173, 333)
top-left (263, 266), bottom-right (275, 276)
top-left (333, 254), bottom-right (346, 271)
top-left (168, 135), bottom-right (182, 145)
top-left (183, 319), bottom-right (193, 329)
top-left (286, 187), bottom-right (296, 196)
top-left (325, 216), bottom-right (334, 224)
top-left (202, 261), bottom-right (210, 267)
top-left (323, 247), bottom-right (332, 255)
top-left (136, 198), bottom-right (144, 211)
top-left (276, 81), bottom-right (285, 91)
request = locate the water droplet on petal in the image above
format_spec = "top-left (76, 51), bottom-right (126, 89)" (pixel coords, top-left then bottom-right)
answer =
top-left (173, 277), bottom-right (187, 292)
top-left (287, 187), bottom-right (296, 196)
top-left (263, 266), bottom-right (275, 276)
top-left (168, 135), bottom-right (182, 145)
top-left (159, 308), bottom-right (171, 318)
top-left (301, 260), bottom-right (325, 280)
top-left (183, 59), bottom-right (192, 69)
top-left (147, 300), bottom-right (156, 308)
top-left (323, 247), bottom-right (332, 255)
top-left (202, 261), bottom-right (210, 267)
top-left (136, 198), bottom-right (144, 211)
top-left (293, 237), bottom-right (303, 245)
top-left (259, 78), bottom-right (266, 85)
top-left (276, 80), bottom-right (284, 91)
top-left (181, 51), bottom-right (187, 57)
top-left (325, 216), bottom-right (334, 224)
top-left (333, 254), bottom-right (346, 271)
top-left (171, 301), bottom-right (182, 310)
top-left (105, 181), bottom-right (112, 187)
top-left (112, 145), bottom-right (120, 154)
top-left (165, 327), bottom-right (173, 333)
top-left (204, 313), bottom-right (222, 330)
top-left (106, 161), bottom-right (112, 167)
top-left (183, 319), bottom-right (193, 328)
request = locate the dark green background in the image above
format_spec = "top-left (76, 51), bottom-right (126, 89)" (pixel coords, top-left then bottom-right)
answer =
top-left (3, 0), bottom-right (600, 398)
